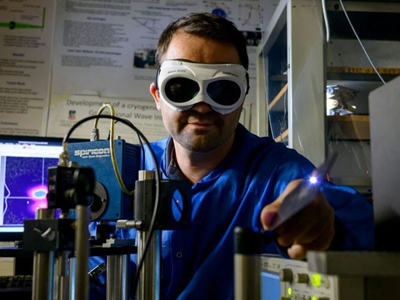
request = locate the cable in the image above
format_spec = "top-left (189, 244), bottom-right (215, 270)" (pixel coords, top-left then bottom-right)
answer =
top-left (321, 0), bottom-right (330, 43)
top-left (62, 114), bottom-right (161, 300)
top-left (338, 0), bottom-right (386, 85)
top-left (93, 104), bottom-right (134, 195)
top-left (111, 118), bottom-right (147, 170)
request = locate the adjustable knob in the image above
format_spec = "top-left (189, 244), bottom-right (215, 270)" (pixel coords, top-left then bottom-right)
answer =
top-left (279, 268), bottom-right (293, 282)
top-left (295, 273), bottom-right (309, 284)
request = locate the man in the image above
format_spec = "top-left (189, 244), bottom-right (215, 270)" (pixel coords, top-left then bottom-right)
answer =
top-left (140, 12), bottom-right (373, 300)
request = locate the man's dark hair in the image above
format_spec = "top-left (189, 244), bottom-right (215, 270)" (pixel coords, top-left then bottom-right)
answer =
top-left (156, 13), bottom-right (249, 70)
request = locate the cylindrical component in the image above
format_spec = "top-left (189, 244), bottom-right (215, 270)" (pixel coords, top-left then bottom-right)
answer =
top-left (55, 252), bottom-right (68, 300)
top-left (117, 255), bottom-right (130, 300)
top-left (74, 205), bottom-right (90, 300)
top-left (69, 258), bottom-right (76, 299)
top-left (116, 219), bottom-right (143, 229)
top-left (279, 268), bottom-right (293, 282)
top-left (58, 147), bottom-right (70, 167)
top-left (32, 208), bottom-right (55, 300)
top-left (107, 256), bottom-right (117, 300)
top-left (234, 254), bottom-right (260, 300)
top-left (137, 230), bottom-right (161, 300)
top-left (121, 255), bottom-right (131, 300)
top-left (234, 227), bottom-right (261, 300)
top-left (53, 213), bottom-right (69, 300)
top-left (295, 273), bottom-right (309, 284)
top-left (106, 254), bottom-right (130, 300)
top-left (138, 170), bottom-right (155, 181)
top-left (90, 128), bottom-right (100, 141)
top-left (135, 169), bottom-right (161, 300)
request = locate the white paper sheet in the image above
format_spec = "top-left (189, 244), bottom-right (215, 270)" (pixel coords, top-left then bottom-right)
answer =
top-left (0, 0), bottom-right (56, 136)
top-left (49, 0), bottom-right (262, 139)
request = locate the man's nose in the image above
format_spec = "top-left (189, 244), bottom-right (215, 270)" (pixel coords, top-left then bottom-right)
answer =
top-left (191, 102), bottom-right (213, 113)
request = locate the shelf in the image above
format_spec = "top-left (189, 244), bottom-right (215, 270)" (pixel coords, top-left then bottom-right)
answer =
top-left (270, 75), bottom-right (288, 82)
top-left (327, 66), bottom-right (400, 82)
top-left (326, 8), bottom-right (400, 41)
top-left (328, 115), bottom-right (369, 122)
top-left (328, 115), bottom-right (370, 140)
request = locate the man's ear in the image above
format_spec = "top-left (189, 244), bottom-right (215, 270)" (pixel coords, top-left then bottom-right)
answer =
top-left (150, 82), bottom-right (161, 111)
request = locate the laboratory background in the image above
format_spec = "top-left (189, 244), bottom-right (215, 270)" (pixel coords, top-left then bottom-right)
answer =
top-left (0, 1), bottom-right (400, 300)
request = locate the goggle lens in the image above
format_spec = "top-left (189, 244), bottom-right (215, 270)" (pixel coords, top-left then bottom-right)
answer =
top-left (207, 80), bottom-right (241, 106)
top-left (165, 78), bottom-right (242, 106)
top-left (165, 78), bottom-right (200, 103)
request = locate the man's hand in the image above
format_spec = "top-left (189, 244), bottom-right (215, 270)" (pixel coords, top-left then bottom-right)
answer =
top-left (260, 179), bottom-right (335, 259)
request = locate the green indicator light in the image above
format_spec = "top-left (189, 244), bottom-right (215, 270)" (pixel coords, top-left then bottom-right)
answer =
top-left (311, 273), bottom-right (321, 287)
top-left (287, 287), bottom-right (292, 295)
top-left (311, 297), bottom-right (318, 300)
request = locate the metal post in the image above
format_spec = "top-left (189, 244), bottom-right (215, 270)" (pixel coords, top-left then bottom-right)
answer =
top-left (69, 258), bottom-right (75, 300)
top-left (54, 213), bottom-right (70, 300)
top-left (32, 208), bottom-right (55, 300)
top-left (234, 227), bottom-right (261, 300)
top-left (55, 252), bottom-right (69, 300)
top-left (74, 205), bottom-right (89, 300)
top-left (107, 256), bottom-right (116, 300)
top-left (234, 254), bottom-right (260, 300)
top-left (106, 254), bottom-right (131, 300)
top-left (108, 254), bottom-right (131, 300)
top-left (137, 230), bottom-right (161, 300)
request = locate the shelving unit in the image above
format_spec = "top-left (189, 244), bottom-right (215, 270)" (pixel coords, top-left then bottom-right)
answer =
top-left (324, 0), bottom-right (400, 195)
top-left (328, 115), bottom-right (370, 140)
top-left (257, 0), bottom-right (325, 166)
top-left (257, 0), bottom-right (400, 194)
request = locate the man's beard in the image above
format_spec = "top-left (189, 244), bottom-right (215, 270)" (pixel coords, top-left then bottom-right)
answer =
top-left (171, 111), bottom-right (231, 153)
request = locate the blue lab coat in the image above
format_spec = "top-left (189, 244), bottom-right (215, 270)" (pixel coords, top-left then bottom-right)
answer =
top-left (137, 123), bottom-right (374, 300)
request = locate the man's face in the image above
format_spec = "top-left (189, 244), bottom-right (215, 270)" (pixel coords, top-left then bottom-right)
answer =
top-left (150, 30), bottom-right (244, 153)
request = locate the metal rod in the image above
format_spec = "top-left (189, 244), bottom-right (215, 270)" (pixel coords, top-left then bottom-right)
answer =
top-left (234, 227), bottom-right (261, 300)
top-left (114, 256), bottom-right (123, 300)
top-left (69, 258), bottom-right (75, 300)
top-left (32, 208), bottom-right (55, 300)
top-left (234, 254), bottom-right (260, 300)
top-left (137, 230), bottom-right (161, 300)
top-left (56, 252), bottom-right (69, 300)
top-left (120, 255), bottom-right (130, 300)
top-left (106, 254), bottom-right (131, 300)
top-left (109, 254), bottom-right (130, 300)
top-left (107, 256), bottom-right (117, 300)
top-left (74, 205), bottom-right (89, 300)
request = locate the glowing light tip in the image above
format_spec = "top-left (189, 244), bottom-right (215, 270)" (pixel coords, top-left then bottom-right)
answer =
top-left (309, 176), bottom-right (317, 184)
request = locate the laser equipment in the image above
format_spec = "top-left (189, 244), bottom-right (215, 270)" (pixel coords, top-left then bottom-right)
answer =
top-left (68, 139), bottom-right (140, 221)
top-left (20, 112), bottom-right (191, 300)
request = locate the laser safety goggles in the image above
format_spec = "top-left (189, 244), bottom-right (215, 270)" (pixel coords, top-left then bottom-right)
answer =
top-left (155, 60), bottom-right (249, 115)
